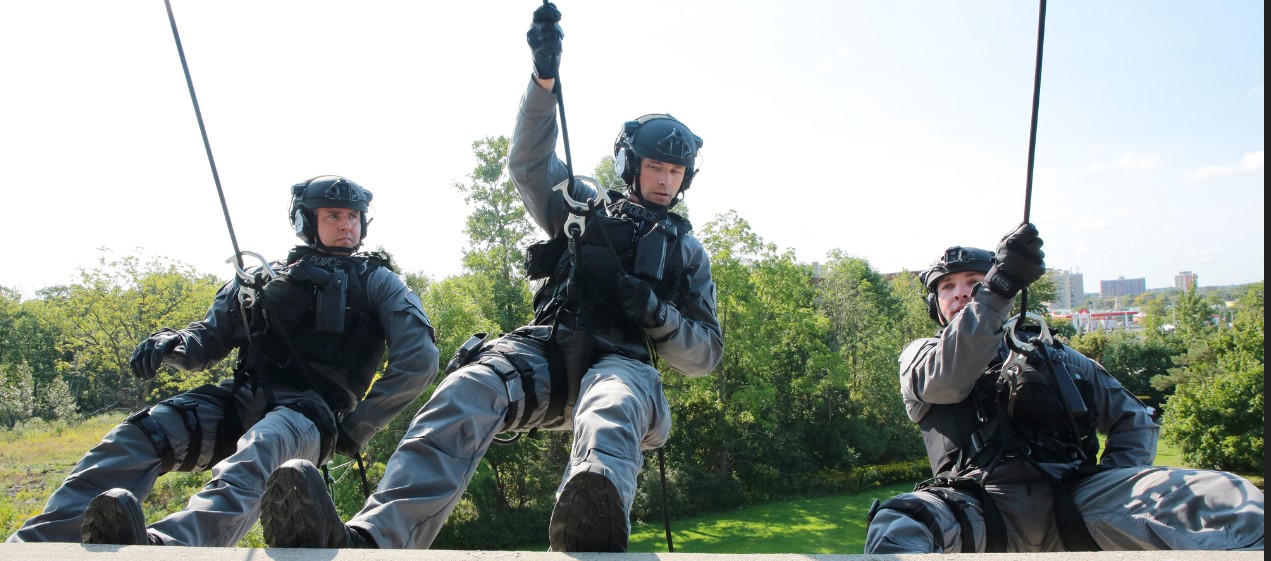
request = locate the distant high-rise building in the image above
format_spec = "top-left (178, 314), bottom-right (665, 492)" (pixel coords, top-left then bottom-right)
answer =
top-left (1101, 276), bottom-right (1146, 299)
top-left (1048, 268), bottom-right (1085, 310)
top-left (1175, 271), bottom-right (1198, 292)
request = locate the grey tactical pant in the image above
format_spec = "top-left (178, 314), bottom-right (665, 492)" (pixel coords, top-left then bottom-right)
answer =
top-left (6, 380), bottom-right (330, 546)
top-left (865, 465), bottom-right (1265, 553)
top-left (347, 328), bottom-right (672, 549)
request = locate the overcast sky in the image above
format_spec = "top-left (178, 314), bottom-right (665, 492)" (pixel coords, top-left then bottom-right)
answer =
top-left (1, 1), bottom-right (1263, 299)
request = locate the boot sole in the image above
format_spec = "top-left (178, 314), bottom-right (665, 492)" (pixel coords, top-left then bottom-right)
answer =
top-left (82, 489), bottom-right (147, 545)
top-left (261, 460), bottom-right (341, 548)
top-left (548, 471), bottom-right (627, 552)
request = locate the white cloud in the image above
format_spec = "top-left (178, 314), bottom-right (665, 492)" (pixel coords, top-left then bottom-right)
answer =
top-left (1187, 165), bottom-right (1238, 181)
top-left (1186, 150), bottom-right (1263, 181)
top-left (1084, 152), bottom-right (1162, 174)
top-left (1250, 84), bottom-right (1264, 97)
top-left (1241, 150), bottom-right (1264, 172)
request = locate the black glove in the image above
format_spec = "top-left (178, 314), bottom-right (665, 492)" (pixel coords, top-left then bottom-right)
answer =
top-left (128, 329), bottom-right (182, 380)
top-left (618, 275), bottom-right (668, 329)
top-left (526, 2), bottom-right (563, 80)
top-left (984, 222), bottom-right (1046, 298)
top-left (335, 426), bottom-right (360, 458)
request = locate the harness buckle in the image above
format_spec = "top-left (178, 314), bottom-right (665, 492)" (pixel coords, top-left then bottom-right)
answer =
top-left (552, 176), bottom-right (608, 239)
top-left (227, 251), bottom-right (277, 310)
top-left (1000, 312), bottom-right (1050, 417)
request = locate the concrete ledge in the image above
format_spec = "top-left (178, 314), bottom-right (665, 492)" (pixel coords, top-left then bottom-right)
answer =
top-left (0, 543), bottom-right (1260, 561)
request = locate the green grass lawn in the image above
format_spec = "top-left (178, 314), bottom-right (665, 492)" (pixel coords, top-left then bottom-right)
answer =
top-left (627, 481), bottom-right (914, 553)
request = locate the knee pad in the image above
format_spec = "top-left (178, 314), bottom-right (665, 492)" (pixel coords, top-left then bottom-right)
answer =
top-left (273, 399), bottom-right (337, 464)
top-left (868, 496), bottom-right (949, 552)
top-left (126, 396), bottom-right (203, 472)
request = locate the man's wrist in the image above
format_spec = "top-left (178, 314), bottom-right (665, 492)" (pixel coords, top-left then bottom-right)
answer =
top-left (984, 265), bottom-right (1021, 299)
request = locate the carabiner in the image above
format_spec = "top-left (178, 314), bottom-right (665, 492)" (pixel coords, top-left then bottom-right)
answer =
top-left (552, 175), bottom-right (609, 239)
top-left (227, 251), bottom-right (276, 310)
top-left (1000, 312), bottom-right (1051, 417)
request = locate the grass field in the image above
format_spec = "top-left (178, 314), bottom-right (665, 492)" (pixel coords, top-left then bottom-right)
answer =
top-left (626, 481), bottom-right (915, 553)
top-left (1, 413), bottom-right (1262, 551)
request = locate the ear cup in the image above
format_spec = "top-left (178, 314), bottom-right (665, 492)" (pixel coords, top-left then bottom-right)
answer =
top-left (293, 208), bottom-right (306, 236)
top-left (926, 293), bottom-right (943, 325)
top-left (618, 148), bottom-right (637, 185)
top-left (613, 149), bottom-right (628, 183)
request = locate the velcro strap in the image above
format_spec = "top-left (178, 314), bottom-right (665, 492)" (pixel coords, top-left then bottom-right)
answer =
top-left (159, 397), bottom-right (203, 472)
top-left (126, 409), bottom-right (175, 472)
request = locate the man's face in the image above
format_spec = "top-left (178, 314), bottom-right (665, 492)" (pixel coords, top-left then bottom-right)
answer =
top-left (936, 270), bottom-right (985, 322)
top-left (315, 207), bottom-right (362, 251)
top-left (634, 158), bottom-right (686, 207)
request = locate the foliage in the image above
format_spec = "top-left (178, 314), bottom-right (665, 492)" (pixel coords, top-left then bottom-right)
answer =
top-left (45, 251), bottom-right (228, 412)
top-left (1159, 281), bottom-right (1265, 471)
top-left (0, 361), bottom-right (35, 429)
top-left (454, 136), bottom-right (536, 334)
top-left (1067, 330), bottom-right (1179, 406)
top-left (1160, 366), bottom-right (1264, 472)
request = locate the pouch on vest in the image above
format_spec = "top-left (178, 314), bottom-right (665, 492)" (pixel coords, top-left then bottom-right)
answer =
top-left (634, 221), bottom-right (675, 283)
top-left (446, 332), bottom-right (489, 375)
top-left (314, 267), bottom-right (348, 333)
top-left (525, 236), bottom-right (567, 280)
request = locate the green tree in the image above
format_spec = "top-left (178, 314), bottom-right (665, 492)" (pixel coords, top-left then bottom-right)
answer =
top-left (1160, 281), bottom-right (1264, 471)
top-left (454, 136), bottom-right (536, 333)
top-left (818, 252), bottom-right (921, 464)
top-left (1068, 330), bottom-right (1176, 407)
top-left (592, 155), bottom-right (623, 191)
top-left (50, 251), bottom-right (227, 412)
top-left (0, 360), bottom-right (34, 429)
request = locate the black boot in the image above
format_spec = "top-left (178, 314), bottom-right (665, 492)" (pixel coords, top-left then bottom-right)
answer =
top-left (82, 488), bottom-right (156, 545)
top-left (548, 470), bottom-right (628, 552)
top-left (261, 459), bottom-right (375, 548)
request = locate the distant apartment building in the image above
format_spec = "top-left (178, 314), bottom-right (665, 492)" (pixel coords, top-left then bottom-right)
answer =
top-left (1048, 268), bottom-right (1085, 310)
top-left (1175, 271), bottom-right (1198, 292)
top-left (1101, 276), bottom-right (1146, 299)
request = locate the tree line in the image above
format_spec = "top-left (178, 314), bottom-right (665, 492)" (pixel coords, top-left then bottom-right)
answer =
top-left (0, 136), bottom-right (1262, 548)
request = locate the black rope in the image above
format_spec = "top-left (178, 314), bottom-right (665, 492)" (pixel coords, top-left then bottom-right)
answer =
top-left (162, 0), bottom-right (244, 271)
top-left (1018, 0), bottom-right (1048, 324)
top-left (355, 452), bottom-right (372, 500)
top-left (658, 446), bottom-right (674, 552)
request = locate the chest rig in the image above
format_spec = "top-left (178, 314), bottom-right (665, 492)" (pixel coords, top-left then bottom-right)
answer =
top-left (964, 337), bottom-right (1100, 472)
top-left (522, 188), bottom-right (691, 419)
top-left (236, 247), bottom-right (389, 416)
top-left (908, 316), bottom-right (1105, 552)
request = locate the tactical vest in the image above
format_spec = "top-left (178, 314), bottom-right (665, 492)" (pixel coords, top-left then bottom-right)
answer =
top-left (526, 191), bottom-right (692, 349)
top-left (918, 339), bottom-right (1100, 480)
top-left (250, 247), bottom-right (390, 416)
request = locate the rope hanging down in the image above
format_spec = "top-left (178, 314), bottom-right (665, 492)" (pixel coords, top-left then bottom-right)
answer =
top-left (161, 0), bottom-right (243, 271)
top-left (1017, 0), bottom-right (1048, 326)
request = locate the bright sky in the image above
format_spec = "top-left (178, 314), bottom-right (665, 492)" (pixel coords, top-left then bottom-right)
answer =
top-left (1, 1), bottom-right (1263, 299)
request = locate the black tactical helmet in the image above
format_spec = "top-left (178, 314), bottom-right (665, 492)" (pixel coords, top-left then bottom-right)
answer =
top-left (613, 114), bottom-right (703, 208)
top-left (289, 175), bottom-right (373, 254)
top-left (921, 246), bottom-right (994, 292)
top-left (921, 246), bottom-right (994, 325)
